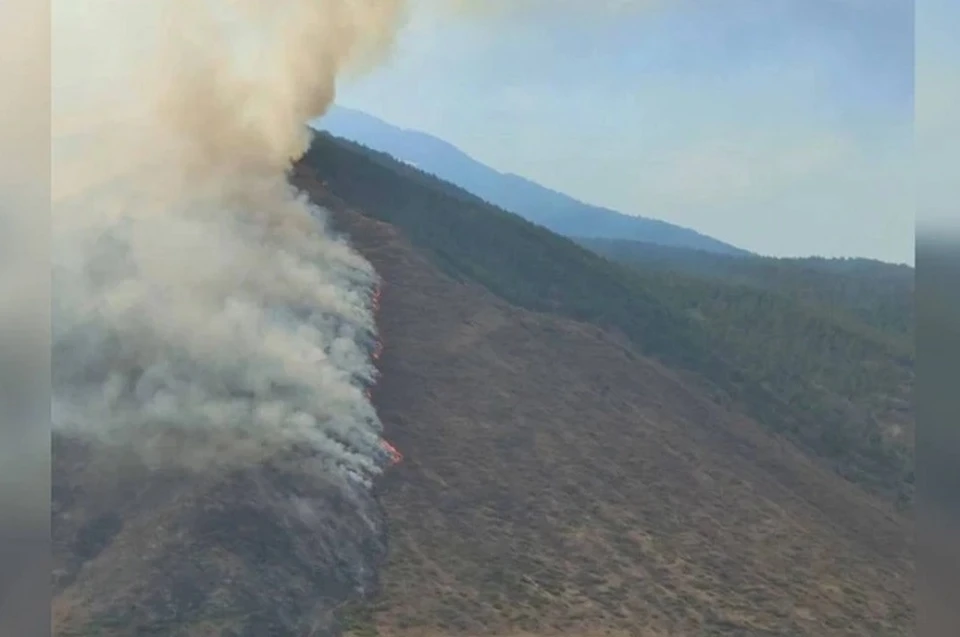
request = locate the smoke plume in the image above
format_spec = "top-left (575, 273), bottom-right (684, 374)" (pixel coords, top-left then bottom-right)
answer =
top-left (52, 0), bottom-right (404, 481)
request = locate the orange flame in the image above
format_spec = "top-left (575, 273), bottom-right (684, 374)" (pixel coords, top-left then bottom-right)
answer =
top-left (380, 439), bottom-right (403, 466)
top-left (370, 282), bottom-right (401, 468)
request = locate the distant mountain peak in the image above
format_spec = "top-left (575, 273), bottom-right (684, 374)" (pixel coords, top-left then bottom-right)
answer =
top-left (313, 106), bottom-right (750, 257)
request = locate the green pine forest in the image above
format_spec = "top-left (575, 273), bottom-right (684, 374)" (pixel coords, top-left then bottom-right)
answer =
top-left (298, 132), bottom-right (915, 507)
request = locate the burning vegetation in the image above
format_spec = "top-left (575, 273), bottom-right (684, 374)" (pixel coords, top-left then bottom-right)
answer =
top-left (370, 282), bottom-right (402, 468)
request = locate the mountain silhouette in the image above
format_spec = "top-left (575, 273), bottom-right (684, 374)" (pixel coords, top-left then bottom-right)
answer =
top-left (314, 106), bottom-right (750, 256)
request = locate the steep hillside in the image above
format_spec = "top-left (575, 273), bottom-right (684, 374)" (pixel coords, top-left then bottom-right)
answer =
top-left (313, 107), bottom-right (747, 256)
top-left (291, 174), bottom-right (914, 636)
top-left (49, 134), bottom-right (915, 637)
top-left (297, 133), bottom-right (915, 505)
top-left (577, 237), bottom-right (914, 343)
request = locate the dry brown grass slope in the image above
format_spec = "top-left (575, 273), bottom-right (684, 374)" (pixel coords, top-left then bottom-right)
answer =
top-left (308, 179), bottom-right (915, 637)
top-left (51, 166), bottom-right (913, 637)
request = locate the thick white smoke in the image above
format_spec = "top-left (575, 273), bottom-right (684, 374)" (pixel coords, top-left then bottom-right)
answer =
top-left (52, 0), bottom-right (404, 480)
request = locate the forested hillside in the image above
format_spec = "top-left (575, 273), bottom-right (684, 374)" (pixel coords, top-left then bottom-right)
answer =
top-left (577, 237), bottom-right (914, 345)
top-left (295, 133), bottom-right (915, 506)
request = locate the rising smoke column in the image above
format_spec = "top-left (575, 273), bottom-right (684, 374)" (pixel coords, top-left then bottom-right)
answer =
top-left (52, 0), bottom-right (404, 481)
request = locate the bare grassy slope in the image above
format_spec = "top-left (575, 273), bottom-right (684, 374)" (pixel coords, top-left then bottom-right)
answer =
top-left (314, 185), bottom-right (914, 637)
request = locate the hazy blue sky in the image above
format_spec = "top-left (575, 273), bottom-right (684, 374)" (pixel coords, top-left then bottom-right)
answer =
top-left (335, 0), bottom-right (918, 263)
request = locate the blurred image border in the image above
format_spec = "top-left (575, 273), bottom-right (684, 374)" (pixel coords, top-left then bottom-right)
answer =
top-left (0, 0), bottom-right (51, 636)
top-left (917, 0), bottom-right (960, 635)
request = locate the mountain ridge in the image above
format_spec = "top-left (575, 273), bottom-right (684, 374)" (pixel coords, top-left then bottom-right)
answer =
top-left (313, 106), bottom-right (750, 256)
